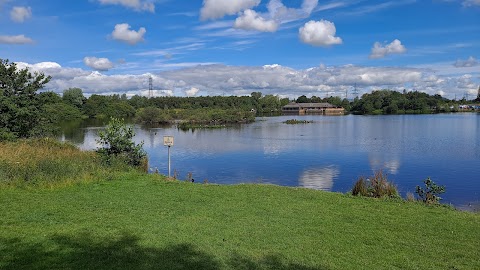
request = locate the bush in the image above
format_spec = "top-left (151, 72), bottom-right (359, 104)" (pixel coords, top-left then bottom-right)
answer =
top-left (96, 118), bottom-right (147, 168)
top-left (351, 171), bottom-right (399, 198)
top-left (415, 178), bottom-right (445, 204)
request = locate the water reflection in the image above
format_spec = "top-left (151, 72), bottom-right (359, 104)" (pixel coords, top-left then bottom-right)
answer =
top-left (62, 114), bottom-right (480, 208)
top-left (298, 166), bottom-right (339, 191)
top-left (368, 153), bottom-right (401, 175)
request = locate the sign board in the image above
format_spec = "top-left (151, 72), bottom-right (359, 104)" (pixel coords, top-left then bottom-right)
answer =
top-left (163, 136), bottom-right (174, 146)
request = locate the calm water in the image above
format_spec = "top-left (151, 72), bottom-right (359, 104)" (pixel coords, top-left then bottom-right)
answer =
top-left (65, 114), bottom-right (480, 211)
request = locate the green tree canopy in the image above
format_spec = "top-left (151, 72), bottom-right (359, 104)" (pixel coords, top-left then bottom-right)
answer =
top-left (0, 59), bottom-right (51, 139)
top-left (62, 88), bottom-right (85, 108)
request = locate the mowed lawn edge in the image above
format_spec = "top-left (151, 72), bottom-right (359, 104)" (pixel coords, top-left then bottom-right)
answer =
top-left (1, 174), bottom-right (479, 270)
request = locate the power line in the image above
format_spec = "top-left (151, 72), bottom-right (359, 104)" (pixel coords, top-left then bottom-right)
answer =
top-left (148, 76), bottom-right (153, 98)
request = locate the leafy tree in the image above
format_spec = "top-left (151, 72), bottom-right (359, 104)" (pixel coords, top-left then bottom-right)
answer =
top-left (251, 91), bottom-right (262, 100)
top-left (296, 95), bottom-right (309, 103)
top-left (96, 118), bottom-right (146, 167)
top-left (62, 88), bottom-right (85, 108)
top-left (0, 59), bottom-right (51, 139)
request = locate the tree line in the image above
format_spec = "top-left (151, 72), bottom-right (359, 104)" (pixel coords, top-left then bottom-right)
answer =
top-left (1, 58), bottom-right (479, 140)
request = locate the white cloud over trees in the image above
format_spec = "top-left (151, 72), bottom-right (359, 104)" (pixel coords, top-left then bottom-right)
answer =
top-left (16, 61), bottom-right (476, 100)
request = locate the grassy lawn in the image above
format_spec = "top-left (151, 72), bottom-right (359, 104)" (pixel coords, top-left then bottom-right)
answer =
top-left (1, 173), bottom-right (479, 270)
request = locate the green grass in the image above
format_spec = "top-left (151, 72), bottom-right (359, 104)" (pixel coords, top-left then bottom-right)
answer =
top-left (0, 139), bottom-right (479, 269)
top-left (1, 176), bottom-right (479, 270)
top-left (0, 139), bottom-right (141, 187)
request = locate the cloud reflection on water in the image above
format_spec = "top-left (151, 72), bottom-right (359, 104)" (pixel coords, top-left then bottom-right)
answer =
top-left (298, 166), bottom-right (339, 191)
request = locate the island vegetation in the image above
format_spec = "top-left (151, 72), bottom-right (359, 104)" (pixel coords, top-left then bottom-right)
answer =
top-left (284, 119), bottom-right (314, 124)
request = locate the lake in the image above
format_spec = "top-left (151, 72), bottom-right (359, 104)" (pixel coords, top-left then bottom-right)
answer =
top-left (64, 114), bottom-right (480, 211)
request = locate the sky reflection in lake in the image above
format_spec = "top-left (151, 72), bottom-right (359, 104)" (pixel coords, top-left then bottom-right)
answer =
top-left (69, 114), bottom-right (480, 209)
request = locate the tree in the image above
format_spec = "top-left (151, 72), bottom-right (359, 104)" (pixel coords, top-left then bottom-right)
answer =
top-left (62, 88), bottom-right (85, 108)
top-left (296, 95), bottom-right (309, 103)
top-left (0, 59), bottom-right (51, 139)
top-left (96, 117), bottom-right (147, 167)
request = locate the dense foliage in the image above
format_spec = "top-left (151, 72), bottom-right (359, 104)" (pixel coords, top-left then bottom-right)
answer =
top-left (0, 59), bottom-right (51, 139)
top-left (96, 118), bottom-right (147, 168)
top-left (350, 90), bottom-right (461, 114)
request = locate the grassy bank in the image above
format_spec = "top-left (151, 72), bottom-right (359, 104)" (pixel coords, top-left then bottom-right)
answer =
top-left (0, 139), bottom-right (139, 187)
top-left (0, 140), bottom-right (479, 269)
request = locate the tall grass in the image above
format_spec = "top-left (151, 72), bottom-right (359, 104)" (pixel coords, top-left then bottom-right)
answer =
top-left (351, 170), bottom-right (399, 198)
top-left (0, 138), bottom-right (140, 187)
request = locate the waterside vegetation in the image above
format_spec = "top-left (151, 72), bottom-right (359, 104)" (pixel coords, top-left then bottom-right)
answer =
top-left (0, 139), bottom-right (479, 269)
top-left (2, 58), bottom-right (480, 140)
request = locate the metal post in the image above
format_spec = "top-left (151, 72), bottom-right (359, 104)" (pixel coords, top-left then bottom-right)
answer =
top-left (168, 145), bottom-right (171, 177)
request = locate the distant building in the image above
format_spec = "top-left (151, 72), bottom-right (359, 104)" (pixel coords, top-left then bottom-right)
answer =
top-left (282, 102), bottom-right (345, 115)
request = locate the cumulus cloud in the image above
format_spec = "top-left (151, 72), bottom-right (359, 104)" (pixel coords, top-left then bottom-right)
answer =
top-left (13, 60), bottom-right (479, 100)
top-left (234, 9), bottom-right (278, 32)
top-left (299, 20), bottom-right (342, 47)
top-left (369, 39), bottom-right (407, 59)
top-left (0, 34), bottom-right (33, 44)
top-left (111, 23), bottom-right (146, 45)
top-left (83, 57), bottom-right (114, 71)
top-left (185, 87), bottom-right (200, 97)
top-left (462, 0), bottom-right (480, 6)
top-left (200, 0), bottom-right (261, 20)
top-left (267, 0), bottom-right (318, 23)
top-left (97, 0), bottom-right (155, 12)
top-left (454, 56), bottom-right (478, 67)
top-left (10, 6), bottom-right (32, 23)
top-left (231, 0), bottom-right (319, 32)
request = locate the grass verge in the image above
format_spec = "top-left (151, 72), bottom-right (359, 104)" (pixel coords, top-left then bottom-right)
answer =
top-left (1, 176), bottom-right (479, 269)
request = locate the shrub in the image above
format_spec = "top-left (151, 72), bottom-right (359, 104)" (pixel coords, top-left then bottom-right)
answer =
top-left (415, 177), bottom-right (445, 204)
top-left (351, 171), bottom-right (398, 198)
top-left (351, 177), bottom-right (368, 196)
top-left (96, 118), bottom-right (147, 168)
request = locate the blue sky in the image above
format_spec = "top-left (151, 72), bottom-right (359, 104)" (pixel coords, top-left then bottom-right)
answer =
top-left (1, 0), bottom-right (479, 99)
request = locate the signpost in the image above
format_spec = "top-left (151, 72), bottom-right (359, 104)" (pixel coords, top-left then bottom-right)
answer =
top-left (163, 136), bottom-right (174, 177)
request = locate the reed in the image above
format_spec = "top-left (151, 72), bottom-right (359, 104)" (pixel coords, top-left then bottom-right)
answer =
top-left (0, 138), bottom-right (138, 187)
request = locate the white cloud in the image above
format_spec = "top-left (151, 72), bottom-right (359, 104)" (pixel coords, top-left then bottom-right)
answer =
top-left (299, 20), bottom-right (342, 47)
top-left (13, 61), bottom-right (480, 100)
top-left (0, 34), bottom-right (33, 44)
top-left (10, 6), bottom-right (32, 23)
top-left (369, 39), bottom-right (407, 59)
top-left (234, 9), bottom-right (278, 32)
top-left (462, 0), bottom-right (480, 6)
top-left (97, 0), bottom-right (155, 12)
top-left (267, 0), bottom-right (318, 23)
top-left (83, 57), bottom-right (114, 71)
top-left (185, 87), bottom-right (200, 97)
top-left (111, 23), bottom-right (146, 45)
top-left (454, 56), bottom-right (478, 67)
top-left (200, 0), bottom-right (261, 20)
